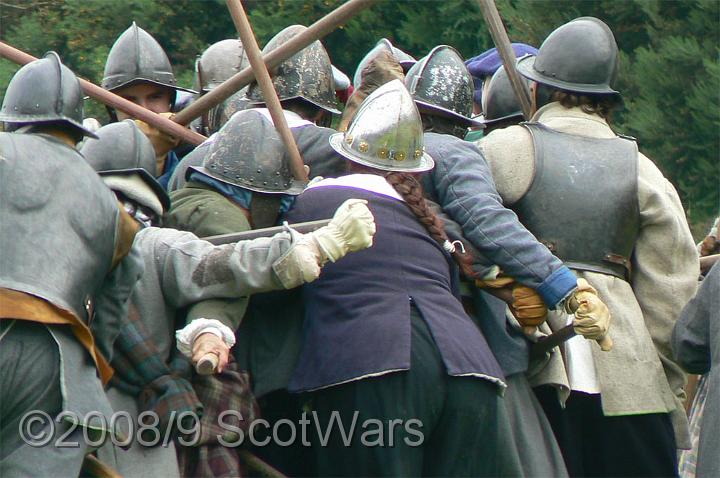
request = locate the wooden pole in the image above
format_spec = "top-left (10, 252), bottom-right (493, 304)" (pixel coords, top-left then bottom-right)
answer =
top-left (226, 0), bottom-right (307, 181)
top-left (172, 0), bottom-right (374, 126)
top-left (475, 0), bottom-right (533, 120)
top-left (0, 42), bottom-right (208, 145)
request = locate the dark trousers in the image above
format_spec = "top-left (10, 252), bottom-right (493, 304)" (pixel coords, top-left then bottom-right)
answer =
top-left (306, 308), bottom-right (510, 477)
top-left (534, 385), bottom-right (678, 478)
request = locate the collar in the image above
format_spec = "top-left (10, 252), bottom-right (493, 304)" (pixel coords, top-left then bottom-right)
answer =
top-left (305, 173), bottom-right (404, 202)
top-left (531, 102), bottom-right (616, 139)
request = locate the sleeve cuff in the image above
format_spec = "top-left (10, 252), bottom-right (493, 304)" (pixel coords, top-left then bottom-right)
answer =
top-left (536, 266), bottom-right (577, 309)
top-left (175, 318), bottom-right (236, 357)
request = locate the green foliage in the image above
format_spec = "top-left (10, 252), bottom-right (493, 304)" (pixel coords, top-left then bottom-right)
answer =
top-left (0, 0), bottom-right (717, 234)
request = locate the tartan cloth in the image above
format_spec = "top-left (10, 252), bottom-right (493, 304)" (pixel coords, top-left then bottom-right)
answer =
top-left (178, 359), bottom-right (260, 478)
top-left (679, 374), bottom-right (709, 478)
top-left (110, 302), bottom-right (203, 440)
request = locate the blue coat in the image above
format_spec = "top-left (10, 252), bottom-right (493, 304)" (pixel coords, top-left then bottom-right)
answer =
top-left (284, 183), bottom-right (505, 393)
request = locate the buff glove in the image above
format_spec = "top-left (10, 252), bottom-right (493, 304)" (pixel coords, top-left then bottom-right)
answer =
top-left (135, 112), bottom-right (181, 174)
top-left (564, 278), bottom-right (613, 351)
top-left (475, 276), bottom-right (548, 330)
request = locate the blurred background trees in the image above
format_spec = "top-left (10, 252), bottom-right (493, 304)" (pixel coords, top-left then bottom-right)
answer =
top-left (1, 0), bottom-right (717, 235)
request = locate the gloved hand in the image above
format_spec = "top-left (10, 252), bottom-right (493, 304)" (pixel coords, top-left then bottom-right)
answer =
top-left (307, 198), bottom-right (376, 263)
top-left (476, 276), bottom-right (548, 330)
top-left (272, 199), bottom-right (376, 289)
top-left (135, 112), bottom-right (181, 174)
top-left (565, 278), bottom-right (613, 351)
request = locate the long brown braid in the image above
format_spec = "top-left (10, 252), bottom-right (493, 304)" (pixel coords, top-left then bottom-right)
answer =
top-left (384, 171), bottom-right (476, 277)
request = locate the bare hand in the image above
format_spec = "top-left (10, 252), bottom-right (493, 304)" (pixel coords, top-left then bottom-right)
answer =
top-left (192, 332), bottom-right (230, 374)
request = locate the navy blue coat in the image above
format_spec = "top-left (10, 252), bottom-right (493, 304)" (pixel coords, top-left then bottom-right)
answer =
top-left (284, 183), bottom-right (505, 393)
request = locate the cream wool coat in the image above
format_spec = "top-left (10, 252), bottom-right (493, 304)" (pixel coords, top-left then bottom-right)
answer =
top-left (477, 102), bottom-right (699, 447)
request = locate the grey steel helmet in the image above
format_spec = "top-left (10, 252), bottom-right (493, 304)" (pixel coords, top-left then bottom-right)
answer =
top-left (190, 109), bottom-right (304, 195)
top-left (0, 51), bottom-right (97, 139)
top-left (517, 17), bottom-right (620, 96)
top-left (194, 39), bottom-right (249, 94)
top-left (480, 63), bottom-right (530, 126)
top-left (246, 25), bottom-right (340, 115)
top-left (405, 45), bottom-right (480, 127)
top-left (352, 38), bottom-right (417, 89)
top-left (102, 22), bottom-right (195, 97)
top-left (329, 79), bottom-right (434, 173)
top-left (80, 120), bottom-right (170, 213)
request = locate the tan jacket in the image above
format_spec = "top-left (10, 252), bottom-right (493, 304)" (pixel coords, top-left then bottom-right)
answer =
top-left (477, 102), bottom-right (699, 447)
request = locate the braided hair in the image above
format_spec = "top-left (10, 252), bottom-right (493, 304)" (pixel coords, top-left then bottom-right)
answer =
top-left (384, 171), bottom-right (475, 277)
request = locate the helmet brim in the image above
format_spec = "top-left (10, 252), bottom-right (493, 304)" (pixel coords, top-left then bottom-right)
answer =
top-left (188, 165), bottom-right (305, 196)
top-left (0, 115), bottom-right (99, 139)
top-left (329, 133), bottom-right (434, 174)
top-left (516, 55), bottom-right (621, 96)
top-left (105, 78), bottom-right (198, 96)
top-left (414, 100), bottom-right (483, 128)
top-left (98, 168), bottom-right (170, 212)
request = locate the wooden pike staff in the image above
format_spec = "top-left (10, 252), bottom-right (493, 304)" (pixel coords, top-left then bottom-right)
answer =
top-left (475, 0), bottom-right (533, 120)
top-left (172, 0), bottom-right (375, 127)
top-left (0, 42), bottom-right (207, 145)
top-left (226, 0), bottom-right (307, 181)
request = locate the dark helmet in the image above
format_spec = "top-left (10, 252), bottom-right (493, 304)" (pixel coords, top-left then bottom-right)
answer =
top-left (405, 45), bottom-right (480, 127)
top-left (517, 17), bottom-right (620, 96)
top-left (246, 25), bottom-right (340, 115)
top-left (190, 109), bottom-right (304, 195)
top-left (480, 63), bottom-right (530, 126)
top-left (0, 52), bottom-right (97, 139)
top-left (80, 120), bottom-right (170, 213)
top-left (102, 22), bottom-right (195, 102)
top-left (194, 39), bottom-right (249, 94)
top-left (352, 38), bottom-right (416, 88)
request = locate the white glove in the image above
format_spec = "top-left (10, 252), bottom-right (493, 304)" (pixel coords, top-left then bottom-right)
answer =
top-left (272, 199), bottom-right (376, 289)
top-left (306, 198), bottom-right (376, 263)
top-left (565, 278), bottom-right (613, 351)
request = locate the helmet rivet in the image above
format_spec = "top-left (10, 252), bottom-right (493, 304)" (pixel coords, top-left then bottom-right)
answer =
top-left (395, 151), bottom-right (406, 161)
top-left (13, 106), bottom-right (18, 111)
top-left (257, 168), bottom-right (262, 173)
top-left (377, 148), bottom-right (388, 159)
top-left (345, 135), bottom-right (353, 144)
top-left (414, 149), bottom-right (422, 159)
top-left (358, 141), bottom-right (369, 153)
top-left (249, 178), bottom-right (254, 182)
top-left (263, 181), bottom-right (267, 185)
top-left (276, 171), bottom-right (280, 175)
top-left (35, 104), bottom-right (40, 108)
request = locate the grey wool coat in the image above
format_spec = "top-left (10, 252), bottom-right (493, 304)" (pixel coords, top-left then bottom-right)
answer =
top-left (673, 263), bottom-right (720, 477)
top-left (477, 102), bottom-right (699, 447)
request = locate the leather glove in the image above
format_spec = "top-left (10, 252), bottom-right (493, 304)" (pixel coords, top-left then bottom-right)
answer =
top-left (135, 112), bottom-right (181, 174)
top-left (565, 278), bottom-right (613, 351)
top-left (273, 227), bottom-right (323, 289)
top-left (476, 276), bottom-right (548, 329)
top-left (306, 198), bottom-right (376, 263)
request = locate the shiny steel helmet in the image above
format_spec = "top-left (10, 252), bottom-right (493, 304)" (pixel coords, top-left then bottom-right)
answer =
top-left (0, 52), bottom-right (97, 139)
top-left (80, 120), bottom-right (170, 214)
top-left (405, 45), bottom-right (479, 127)
top-left (245, 25), bottom-right (340, 115)
top-left (352, 38), bottom-right (417, 89)
top-left (517, 17), bottom-right (620, 96)
top-left (102, 22), bottom-right (195, 101)
top-left (329, 79), bottom-right (433, 173)
top-left (480, 63), bottom-right (530, 126)
top-left (191, 109), bottom-right (304, 195)
top-left (194, 39), bottom-right (249, 94)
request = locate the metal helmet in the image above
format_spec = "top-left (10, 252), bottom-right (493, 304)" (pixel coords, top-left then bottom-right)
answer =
top-left (194, 39), bottom-right (249, 94)
top-left (102, 22), bottom-right (195, 97)
top-left (329, 79), bottom-right (434, 173)
top-left (0, 52), bottom-right (97, 139)
top-left (80, 120), bottom-right (170, 212)
top-left (191, 109), bottom-right (304, 195)
top-left (517, 17), bottom-right (620, 95)
top-left (245, 25), bottom-right (340, 115)
top-left (405, 45), bottom-right (480, 127)
top-left (480, 63), bottom-right (530, 126)
top-left (352, 38), bottom-right (417, 88)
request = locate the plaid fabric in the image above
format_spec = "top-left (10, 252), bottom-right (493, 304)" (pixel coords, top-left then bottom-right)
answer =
top-left (679, 374), bottom-right (709, 478)
top-left (111, 302), bottom-right (203, 439)
top-left (178, 360), bottom-right (260, 478)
